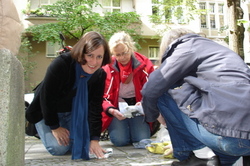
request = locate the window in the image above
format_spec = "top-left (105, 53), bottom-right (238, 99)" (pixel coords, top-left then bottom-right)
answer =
top-left (199, 3), bottom-right (206, 10)
top-left (164, 8), bottom-right (173, 23)
top-left (200, 3), bottom-right (207, 28)
top-left (151, 0), bottom-right (160, 23)
top-left (175, 6), bottom-right (185, 24)
top-left (201, 14), bottom-right (207, 28)
top-left (209, 3), bottom-right (215, 13)
top-left (152, 0), bottom-right (175, 24)
top-left (40, 0), bottom-right (57, 5)
top-left (30, 0), bottom-right (57, 9)
top-left (152, 5), bottom-right (159, 16)
top-left (218, 4), bottom-right (224, 13)
top-left (46, 42), bottom-right (61, 58)
top-left (200, 2), bottom-right (225, 30)
top-left (210, 15), bottom-right (216, 28)
top-left (102, 0), bottom-right (121, 13)
top-left (219, 15), bottom-right (224, 27)
top-left (148, 46), bottom-right (159, 60)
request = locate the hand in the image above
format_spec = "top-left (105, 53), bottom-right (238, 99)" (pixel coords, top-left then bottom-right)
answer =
top-left (108, 108), bottom-right (126, 120)
top-left (51, 127), bottom-right (70, 146)
top-left (135, 102), bottom-right (141, 106)
top-left (89, 140), bottom-right (106, 159)
top-left (163, 143), bottom-right (173, 158)
top-left (157, 114), bottom-right (166, 127)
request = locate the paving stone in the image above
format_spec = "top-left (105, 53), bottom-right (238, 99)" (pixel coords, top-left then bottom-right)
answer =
top-left (25, 136), bottom-right (176, 166)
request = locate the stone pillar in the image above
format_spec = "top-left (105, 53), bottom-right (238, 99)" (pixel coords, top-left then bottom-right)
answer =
top-left (0, 49), bottom-right (25, 166)
top-left (0, 0), bottom-right (25, 165)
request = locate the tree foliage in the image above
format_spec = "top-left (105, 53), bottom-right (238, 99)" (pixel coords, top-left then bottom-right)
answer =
top-left (25, 0), bottom-right (142, 44)
top-left (17, 37), bottom-right (37, 81)
top-left (96, 12), bottom-right (142, 43)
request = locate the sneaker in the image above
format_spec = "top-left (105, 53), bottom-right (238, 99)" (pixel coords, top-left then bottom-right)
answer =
top-left (243, 156), bottom-right (250, 166)
top-left (171, 153), bottom-right (221, 166)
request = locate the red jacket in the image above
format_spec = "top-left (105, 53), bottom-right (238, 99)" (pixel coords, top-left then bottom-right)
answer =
top-left (102, 52), bottom-right (154, 131)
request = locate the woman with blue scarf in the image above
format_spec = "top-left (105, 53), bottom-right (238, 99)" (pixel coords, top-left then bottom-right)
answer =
top-left (26, 31), bottom-right (111, 160)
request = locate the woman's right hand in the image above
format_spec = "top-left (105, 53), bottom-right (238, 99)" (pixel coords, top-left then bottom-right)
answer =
top-left (108, 108), bottom-right (126, 120)
top-left (51, 127), bottom-right (70, 146)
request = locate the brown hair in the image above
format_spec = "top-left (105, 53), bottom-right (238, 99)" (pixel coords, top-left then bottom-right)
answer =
top-left (71, 31), bottom-right (111, 66)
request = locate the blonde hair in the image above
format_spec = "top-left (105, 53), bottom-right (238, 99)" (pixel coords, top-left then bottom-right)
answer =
top-left (109, 31), bottom-right (137, 54)
top-left (159, 28), bottom-right (195, 57)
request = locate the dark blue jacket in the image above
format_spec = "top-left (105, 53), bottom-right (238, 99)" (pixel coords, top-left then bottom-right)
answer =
top-left (142, 34), bottom-right (250, 140)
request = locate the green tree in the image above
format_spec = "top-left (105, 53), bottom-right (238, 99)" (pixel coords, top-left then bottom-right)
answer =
top-left (25, 0), bottom-right (142, 44)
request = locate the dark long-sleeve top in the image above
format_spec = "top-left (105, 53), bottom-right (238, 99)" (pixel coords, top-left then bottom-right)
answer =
top-left (142, 34), bottom-right (250, 140)
top-left (26, 53), bottom-right (106, 140)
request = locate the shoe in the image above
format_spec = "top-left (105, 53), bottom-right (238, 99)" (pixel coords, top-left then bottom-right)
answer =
top-left (243, 156), bottom-right (250, 166)
top-left (171, 153), bottom-right (221, 166)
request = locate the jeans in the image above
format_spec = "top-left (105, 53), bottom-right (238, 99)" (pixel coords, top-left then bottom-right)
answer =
top-left (35, 112), bottom-right (72, 155)
top-left (108, 116), bottom-right (150, 146)
top-left (157, 92), bottom-right (250, 166)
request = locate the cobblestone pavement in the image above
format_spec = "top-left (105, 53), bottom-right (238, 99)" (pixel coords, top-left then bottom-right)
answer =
top-left (25, 136), bottom-right (177, 166)
top-left (25, 136), bottom-right (244, 166)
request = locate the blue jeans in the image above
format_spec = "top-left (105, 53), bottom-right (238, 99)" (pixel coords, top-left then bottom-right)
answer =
top-left (108, 116), bottom-right (150, 146)
top-left (158, 92), bottom-right (250, 166)
top-left (35, 112), bottom-right (72, 155)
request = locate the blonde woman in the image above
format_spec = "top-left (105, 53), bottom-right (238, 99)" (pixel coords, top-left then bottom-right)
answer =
top-left (102, 32), bottom-right (154, 146)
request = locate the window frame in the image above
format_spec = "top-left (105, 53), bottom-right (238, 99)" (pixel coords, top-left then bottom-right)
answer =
top-left (200, 14), bottom-right (207, 28)
top-left (218, 4), bottom-right (224, 14)
top-left (148, 45), bottom-right (160, 60)
top-left (210, 14), bottom-right (216, 29)
top-left (209, 3), bottom-right (215, 13)
top-left (102, 0), bottom-right (121, 13)
top-left (199, 2), bottom-right (206, 10)
top-left (46, 42), bottom-right (61, 58)
top-left (199, 2), bottom-right (226, 30)
top-left (40, 0), bottom-right (57, 5)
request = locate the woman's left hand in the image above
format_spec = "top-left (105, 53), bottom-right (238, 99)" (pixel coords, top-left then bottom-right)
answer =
top-left (89, 140), bottom-right (106, 159)
top-left (135, 102), bottom-right (141, 106)
top-left (163, 143), bottom-right (173, 158)
top-left (157, 114), bottom-right (166, 127)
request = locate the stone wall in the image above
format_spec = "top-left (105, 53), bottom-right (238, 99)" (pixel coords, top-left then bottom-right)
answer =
top-left (0, 0), bottom-right (23, 55)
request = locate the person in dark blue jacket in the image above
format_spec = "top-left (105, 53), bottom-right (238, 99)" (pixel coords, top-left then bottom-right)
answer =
top-left (26, 31), bottom-right (111, 160)
top-left (141, 28), bottom-right (250, 166)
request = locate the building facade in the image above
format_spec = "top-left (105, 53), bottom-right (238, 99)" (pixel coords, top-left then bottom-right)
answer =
top-left (16, 0), bottom-right (250, 92)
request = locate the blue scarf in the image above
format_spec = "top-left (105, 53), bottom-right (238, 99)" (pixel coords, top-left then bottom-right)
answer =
top-left (70, 63), bottom-right (92, 160)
